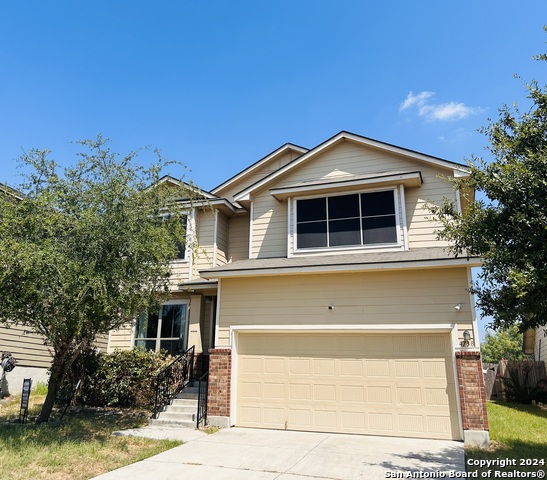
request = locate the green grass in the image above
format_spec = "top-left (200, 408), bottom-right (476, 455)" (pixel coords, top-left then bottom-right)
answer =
top-left (466, 402), bottom-right (547, 475)
top-left (0, 390), bottom-right (181, 480)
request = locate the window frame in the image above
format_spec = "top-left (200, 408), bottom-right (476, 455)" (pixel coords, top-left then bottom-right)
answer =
top-left (293, 187), bottom-right (401, 253)
top-left (133, 299), bottom-right (190, 354)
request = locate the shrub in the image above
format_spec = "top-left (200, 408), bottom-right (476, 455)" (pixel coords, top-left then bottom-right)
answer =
top-left (58, 348), bottom-right (172, 409)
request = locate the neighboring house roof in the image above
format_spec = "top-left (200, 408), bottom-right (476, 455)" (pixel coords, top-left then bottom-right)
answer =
top-left (201, 247), bottom-right (481, 279)
top-left (233, 131), bottom-right (469, 203)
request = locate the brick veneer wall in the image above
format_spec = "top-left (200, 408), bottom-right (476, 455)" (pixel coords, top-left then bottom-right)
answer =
top-left (456, 351), bottom-right (489, 431)
top-left (207, 348), bottom-right (232, 417)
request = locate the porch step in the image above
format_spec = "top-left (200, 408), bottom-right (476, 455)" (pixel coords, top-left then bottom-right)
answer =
top-left (151, 384), bottom-right (206, 429)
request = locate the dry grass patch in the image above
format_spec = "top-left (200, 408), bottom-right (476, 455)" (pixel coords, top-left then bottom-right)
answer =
top-left (0, 388), bottom-right (181, 480)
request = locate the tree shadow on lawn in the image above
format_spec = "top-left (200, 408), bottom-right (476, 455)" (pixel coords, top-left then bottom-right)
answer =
top-left (494, 401), bottom-right (547, 420)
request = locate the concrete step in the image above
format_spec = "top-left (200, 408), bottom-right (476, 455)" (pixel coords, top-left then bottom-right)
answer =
top-left (163, 405), bottom-right (196, 414)
top-left (149, 418), bottom-right (196, 429)
top-left (156, 411), bottom-right (195, 422)
top-left (170, 398), bottom-right (199, 407)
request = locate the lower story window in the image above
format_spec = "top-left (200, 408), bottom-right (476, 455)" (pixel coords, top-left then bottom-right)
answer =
top-left (135, 301), bottom-right (189, 355)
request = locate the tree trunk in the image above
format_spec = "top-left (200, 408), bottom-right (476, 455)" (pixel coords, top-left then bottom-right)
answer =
top-left (35, 347), bottom-right (69, 424)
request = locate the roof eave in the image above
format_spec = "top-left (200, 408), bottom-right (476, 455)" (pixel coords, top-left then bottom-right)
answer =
top-left (201, 256), bottom-right (482, 279)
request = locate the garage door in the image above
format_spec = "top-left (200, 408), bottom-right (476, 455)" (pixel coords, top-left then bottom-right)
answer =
top-left (236, 332), bottom-right (460, 440)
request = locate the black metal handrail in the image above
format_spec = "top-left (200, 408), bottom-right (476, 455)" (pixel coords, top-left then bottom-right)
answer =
top-left (196, 370), bottom-right (209, 428)
top-left (153, 345), bottom-right (195, 419)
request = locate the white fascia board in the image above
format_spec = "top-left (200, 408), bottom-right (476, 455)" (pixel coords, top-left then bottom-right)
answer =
top-left (203, 257), bottom-right (483, 279)
top-left (211, 144), bottom-right (308, 195)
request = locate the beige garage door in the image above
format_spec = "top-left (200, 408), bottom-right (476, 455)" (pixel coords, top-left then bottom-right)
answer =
top-left (236, 332), bottom-right (460, 440)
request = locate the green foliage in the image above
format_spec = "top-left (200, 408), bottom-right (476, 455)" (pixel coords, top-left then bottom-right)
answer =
top-left (59, 348), bottom-right (171, 409)
top-left (0, 135), bottom-right (196, 422)
top-left (429, 48), bottom-right (547, 332)
top-left (481, 325), bottom-right (529, 363)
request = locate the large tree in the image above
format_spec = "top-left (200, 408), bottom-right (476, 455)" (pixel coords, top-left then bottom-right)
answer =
top-left (430, 52), bottom-right (547, 332)
top-left (480, 326), bottom-right (529, 364)
top-left (0, 136), bottom-right (192, 423)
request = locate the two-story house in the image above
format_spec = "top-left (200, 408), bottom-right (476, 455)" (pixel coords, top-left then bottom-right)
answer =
top-left (3, 132), bottom-right (489, 445)
top-left (109, 131), bottom-right (488, 445)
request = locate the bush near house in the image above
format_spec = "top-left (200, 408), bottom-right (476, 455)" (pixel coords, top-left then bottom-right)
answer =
top-left (58, 348), bottom-right (172, 409)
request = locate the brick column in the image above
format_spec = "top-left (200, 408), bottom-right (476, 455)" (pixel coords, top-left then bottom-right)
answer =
top-left (207, 348), bottom-right (231, 426)
top-left (456, 351), bottom-right (490, 446)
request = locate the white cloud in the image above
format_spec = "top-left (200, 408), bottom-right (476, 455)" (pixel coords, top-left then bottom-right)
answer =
top-left (400, 91), bottom-right (484, 121)
top-left (399, 91), bottom-right (435, 111)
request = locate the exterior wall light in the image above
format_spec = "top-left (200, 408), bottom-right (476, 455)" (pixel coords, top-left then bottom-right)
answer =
top-left (455, 304), bottom-right (462, 311)
top-left (460, 330), bottom-right (471, 347)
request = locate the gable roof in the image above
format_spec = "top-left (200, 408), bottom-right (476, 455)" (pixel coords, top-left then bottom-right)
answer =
top-left (233, 131), bottom-right (468, 203)
top-left (210, 143), bottom-right (309, 196)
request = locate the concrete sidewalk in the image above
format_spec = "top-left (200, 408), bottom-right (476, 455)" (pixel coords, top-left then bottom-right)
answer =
top-left (93, 427), bottom-right (465, 480)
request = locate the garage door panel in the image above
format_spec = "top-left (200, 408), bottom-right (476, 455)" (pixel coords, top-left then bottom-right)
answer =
top-left (394, 360), bottom-right (421, 378)
top-left (397, 387), bottom-right (422, 405)
top-left (264, 357), bottom-right (285, 374)
top-left (340, 384), bottom-right (365, 402)
top-left (236, 333), bottom-right (459, 440)
top-left (289, 358), bottom-right (311, 374)
top-left (365, 360), bottom-right (390, 377)
top-left (339, 359), bottom-right (363, 376)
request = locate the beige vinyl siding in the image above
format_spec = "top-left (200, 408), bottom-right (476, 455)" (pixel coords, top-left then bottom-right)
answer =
top-left (535, 326), bottom-right (547, 361)
top-left (94, 334), bottom-right (109, 353)
top-left (216, 211), bottom-right (229, 266)
top-left (228, 213), bottom-right (250, 262)
top-left (216, 268), bottom-right (473, 346)
top-left (0, 324), bottom-right (51, 368)
top-left (108, 324), bottom-right (134, 352)
top-left (194, 210), bottom-right (216, 274)
top-left (169, 261), bottom-right (191, 288)
top-left (262, 140), bottom-right (454, 252)
top-left (252, 191), bottom-right (287, 258)
top-left (216, 150), bottom-right (302, 203)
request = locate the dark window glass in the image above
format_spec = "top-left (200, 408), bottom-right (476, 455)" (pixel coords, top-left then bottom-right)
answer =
top-left (297, 198), bottom-right (327, 222)
top-left (134, 339), bottom-right (157, 351)
top-left (328, 194), bottom-right (359, 219)
top-left (329, 218), bottom-right (361, 246)
top-left (136, 312), bottom-right (158, 339)
top-left (361, 191), bottom-right (395, 217)
top-left (159, 339), bottom-right (185, 356)
top-left (296, 190), bottom-right (397, 249)
top-left (297, 221), bottom-right (327, 248)
top-left (362, 216), bottom-right (397, 244)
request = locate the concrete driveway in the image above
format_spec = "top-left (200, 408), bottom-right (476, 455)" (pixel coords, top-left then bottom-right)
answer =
top-left (92, 427), bottom-right (465, 480)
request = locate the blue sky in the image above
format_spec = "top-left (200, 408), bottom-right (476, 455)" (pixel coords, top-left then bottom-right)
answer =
top-left (1, 1), bottom-right (546, 338)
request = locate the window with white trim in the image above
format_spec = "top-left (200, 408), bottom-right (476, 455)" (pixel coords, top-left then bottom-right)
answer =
top-left (295, 190), bottom-right (398, 250)
top-left (135, 301), bottom-right (189, 355)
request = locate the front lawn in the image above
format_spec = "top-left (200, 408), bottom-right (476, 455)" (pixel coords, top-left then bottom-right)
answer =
top-left (466, 402), bottom-right (547, 476)
top-left (0, 387), bottom-right (181, 480)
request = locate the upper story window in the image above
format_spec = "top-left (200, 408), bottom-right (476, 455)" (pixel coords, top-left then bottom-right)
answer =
top-left (295, 190), bottom-right (398, 250)
top-left (162, 214), bottom-right (187, 261)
